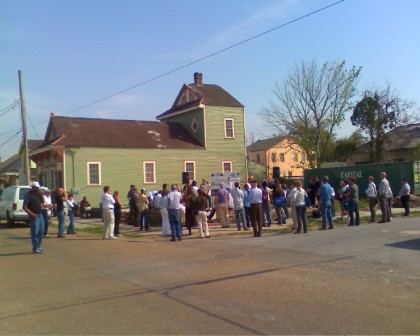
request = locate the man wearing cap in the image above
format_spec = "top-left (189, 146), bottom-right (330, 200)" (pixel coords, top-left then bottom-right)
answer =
top-left (139, 188), bottom-right (150, 231)
top-left (216, 182), bottom-right (230, 228)
top-left (23, 182), bottom-right (45, 253)
top-left (42, 189), bottom-right (53, 237)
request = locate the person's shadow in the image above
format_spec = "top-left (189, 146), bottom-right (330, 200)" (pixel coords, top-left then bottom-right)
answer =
top-left (0, 252), bottom-right (34, 257)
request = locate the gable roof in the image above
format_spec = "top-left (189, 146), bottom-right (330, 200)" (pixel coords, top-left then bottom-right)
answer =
top-left (41, 116), bottom-right (204, 150)
top-left (247, 136), bottom-right (287, 152)
top-left (0, 154), bottom-right (20, 173)
top-left (157, 82), bottom-right (243, 120)
top-left (355, 123), bottom-right (420, 153)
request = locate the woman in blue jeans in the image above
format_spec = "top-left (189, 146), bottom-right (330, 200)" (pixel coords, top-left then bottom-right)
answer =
top-left (293, 181), bottom-right (307, 234)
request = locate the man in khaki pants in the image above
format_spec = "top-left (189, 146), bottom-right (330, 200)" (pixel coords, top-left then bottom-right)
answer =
top-left (216, 182), bottom-right (230, 228)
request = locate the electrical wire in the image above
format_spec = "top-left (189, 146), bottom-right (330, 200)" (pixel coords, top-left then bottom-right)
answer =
top-left (0, 100), bottom-right (19, 118)
top-left (0, 131), bottom-right (21, 148)
top-left (0, 0), bottom-right (344, 137)
top-left (26, 110), bottom-right (43, 140)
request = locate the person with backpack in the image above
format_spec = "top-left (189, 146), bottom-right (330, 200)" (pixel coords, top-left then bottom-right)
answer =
top-left (261, 180), bottom-right (272, 227)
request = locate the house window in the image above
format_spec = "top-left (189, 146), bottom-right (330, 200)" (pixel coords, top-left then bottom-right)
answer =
top-left (280, 153), bottom-right (285, 162)
top-left (191, 118), bottom-right (199, 133)
top-left (184, 161), bottom-right (195, 181)
top-left (224, 118), bottom-right (234, 138)
top-left (301, 151), bottom-right (306, 163)
top-left (293, 152), bottom-right (298, 162)
top-left (87, 162), bottom-right (101, 186)
top-left (288, 171), bottom-right (293, 177)
top-left (143, 161), bottom-right (156, 184)
top-left (256, 153), bottom-right (261, 163)
top-left (222, 161), bottom-right (232, 172)
top-left (271, 153), bottom-right (276, 162)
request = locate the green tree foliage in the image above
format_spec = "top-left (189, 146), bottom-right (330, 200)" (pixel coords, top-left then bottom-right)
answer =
top-left (260, 59), bottom-right (361, 168)
top-left (351, 83), bottom-right (415, 163)
top-left (334, 131), bottom-right (365, 161)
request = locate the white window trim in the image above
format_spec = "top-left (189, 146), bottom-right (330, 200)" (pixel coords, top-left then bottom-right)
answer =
top-left (143, 161), bottom-right (156, 184)
top-left (224, 118), bottom-right (235, 139)
top-left (87, 162), bottom-right (101, 186)
top-left (222, 161), bottom-right (233, 172)
top-left (184, 161), bottom-right (196, 181)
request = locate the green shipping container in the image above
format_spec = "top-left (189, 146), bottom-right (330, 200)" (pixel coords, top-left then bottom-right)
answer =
top-left (304, 161), bottom-right (420, 197)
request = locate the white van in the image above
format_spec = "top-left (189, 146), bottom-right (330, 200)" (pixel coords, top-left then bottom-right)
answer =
top-left (0, 186), bottom-right (48, 227)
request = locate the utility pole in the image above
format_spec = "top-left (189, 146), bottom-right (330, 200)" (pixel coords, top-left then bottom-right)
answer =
top-left (18, 70), bottom-right (30, 185)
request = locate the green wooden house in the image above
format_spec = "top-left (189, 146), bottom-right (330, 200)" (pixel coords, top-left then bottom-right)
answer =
top-left (30, 73), bottom-right (247, 206)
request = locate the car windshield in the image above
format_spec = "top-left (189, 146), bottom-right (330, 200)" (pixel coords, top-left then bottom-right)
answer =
top-left (19, 188), bottom-right (31, 200)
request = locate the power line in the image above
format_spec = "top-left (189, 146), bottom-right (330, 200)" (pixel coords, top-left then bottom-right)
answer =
top-left (26, 110), bottom-right (43, 140)
top-left (0, 100), bottom-right (19, 118)
top-left (0, 0), bottom-right (344, 136)
top-left (0, 131), bottom-right (21, 148)
top-left (60, 0), bottom-right (345, 116)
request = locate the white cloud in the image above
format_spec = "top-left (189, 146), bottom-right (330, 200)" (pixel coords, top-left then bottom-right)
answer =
top-left (158, 0), bottom-right (303, 61)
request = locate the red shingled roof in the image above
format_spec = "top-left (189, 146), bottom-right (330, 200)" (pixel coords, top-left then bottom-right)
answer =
top-left (42, 116), bottom-right (204, 149)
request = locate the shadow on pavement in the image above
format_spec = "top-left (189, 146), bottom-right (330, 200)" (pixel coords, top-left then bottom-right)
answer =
top-left (385, 238), bottom-right (420, 251)
top-left (0, 252), bottom-right (33, 257)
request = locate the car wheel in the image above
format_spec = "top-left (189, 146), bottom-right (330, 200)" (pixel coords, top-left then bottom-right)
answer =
top-left (6, 211), bottom-right (14, 228)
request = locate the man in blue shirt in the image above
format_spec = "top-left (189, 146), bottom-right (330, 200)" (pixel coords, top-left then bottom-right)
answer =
top-left (319, 176), bottom-right (333, 230)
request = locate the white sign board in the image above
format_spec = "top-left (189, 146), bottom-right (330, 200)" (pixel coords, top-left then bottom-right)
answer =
top-left (210, 172), bottom-right (241, 190)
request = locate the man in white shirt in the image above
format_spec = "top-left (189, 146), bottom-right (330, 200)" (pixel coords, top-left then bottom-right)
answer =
top-left (399, 178), bottom-right (411, 216)
top-left (287, 182), bottom-right (298, 230)
top-left (230, 182), bottom-right (249, 231)
top-left (377, 172), bottom-right (391, 223)
top-left (249, 180), bottom-right (263, 237)
top-left (42, 189), bottom-right (53, 237)
top-left (101, 186), bottom-right (116, 239)
top-left (365, 176), bottom-right (377, 222)
top-left (167, 184), bottom-right (183, 241)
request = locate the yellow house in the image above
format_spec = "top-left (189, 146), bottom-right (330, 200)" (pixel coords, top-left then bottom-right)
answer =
top-left (247, 136), bottom-right (310, 178)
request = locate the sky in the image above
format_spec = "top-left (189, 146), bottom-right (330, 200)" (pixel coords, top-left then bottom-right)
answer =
top-left (1, 0), bottom-right (419, 162)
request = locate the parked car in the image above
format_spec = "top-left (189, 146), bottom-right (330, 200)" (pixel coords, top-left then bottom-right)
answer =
top-left (0, 185), bottom-right (48, 227)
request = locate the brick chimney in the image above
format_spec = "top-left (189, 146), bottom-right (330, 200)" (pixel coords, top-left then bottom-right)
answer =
top-left (194, 72), bottom-right (203, 86)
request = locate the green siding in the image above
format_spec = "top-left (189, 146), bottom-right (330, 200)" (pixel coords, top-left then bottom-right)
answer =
top-left (61, 105), bottom-right (247, 206)
top-left (164, 108), bottom-right (205, 146)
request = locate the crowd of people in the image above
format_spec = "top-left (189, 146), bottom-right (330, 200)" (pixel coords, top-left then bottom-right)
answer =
top-left (21, 171), bottom-right (412, 253)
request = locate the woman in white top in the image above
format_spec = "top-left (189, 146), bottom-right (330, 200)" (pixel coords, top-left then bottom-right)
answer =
top-left (293, 180), bottom-right (308, 234)
top-left (160, 189), bottom-right (171, 236)
top-left (66, 193), bottom-right (77, 234)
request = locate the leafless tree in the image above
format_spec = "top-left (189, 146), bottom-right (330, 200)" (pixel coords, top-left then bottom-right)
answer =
top-left (259, 59), bottom-right (361, 168)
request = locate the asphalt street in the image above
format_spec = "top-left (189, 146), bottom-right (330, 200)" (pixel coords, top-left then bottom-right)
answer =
top-left (0, 216), bottom-right (419, 335)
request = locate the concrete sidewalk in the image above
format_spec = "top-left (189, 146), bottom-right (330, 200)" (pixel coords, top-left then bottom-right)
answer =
top-left (55, 206), bottom-right (413, 240)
